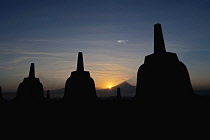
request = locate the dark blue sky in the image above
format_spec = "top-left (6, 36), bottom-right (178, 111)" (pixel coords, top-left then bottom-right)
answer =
top-left (0, 0), bottom-right (210, 91)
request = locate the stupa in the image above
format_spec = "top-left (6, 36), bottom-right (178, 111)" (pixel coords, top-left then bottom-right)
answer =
top-left (16, 63), bottom-right (44, 101)
top-left (63, 52), bottom-right (96, 103)
top-left (135, 24), bottom-right (194, 100)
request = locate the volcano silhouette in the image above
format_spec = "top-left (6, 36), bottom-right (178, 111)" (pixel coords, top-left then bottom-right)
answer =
top-left (97, 81), bottom-right (136, 98)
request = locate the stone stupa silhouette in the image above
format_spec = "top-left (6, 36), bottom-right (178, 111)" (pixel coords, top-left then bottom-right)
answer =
top-left (135, 23), bottom-right (194, 101)
top-left (0, 86), bottom-right (4, 103)
top-left (0, 86), bottom-right (2, 98)
top-left (63, 52), bottom-right (97, 103)
top-left (46, 90), bottom-right (50, 99)
top-left (16, 63), bottom-right (44, 102)
top-left (117, 87), bottom-right (121, 100)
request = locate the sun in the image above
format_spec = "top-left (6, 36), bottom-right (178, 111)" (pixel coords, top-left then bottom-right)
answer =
top-left (107, 84), bottom-right (113, 89)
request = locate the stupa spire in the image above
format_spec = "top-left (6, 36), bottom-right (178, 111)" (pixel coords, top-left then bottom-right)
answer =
top-left (154, 23), bottom-right (166, 54)
top-left (29, 63), bottom-right (35, 78)
top-left (77, 52), bottom-right (84, 72)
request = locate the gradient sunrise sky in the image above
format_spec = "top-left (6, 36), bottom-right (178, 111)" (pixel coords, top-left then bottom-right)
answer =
top-left (0, 0), bottom-right (210, 92)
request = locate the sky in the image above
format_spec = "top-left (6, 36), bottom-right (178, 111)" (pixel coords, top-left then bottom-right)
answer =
top-left (0, 0), bottom-right (210, 92)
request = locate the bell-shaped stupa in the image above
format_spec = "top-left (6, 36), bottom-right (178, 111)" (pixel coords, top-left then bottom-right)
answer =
top-left (135, 24), bottom-right (194, 101)
top-left (63, 52), bottom-right (96, 103)
top-left (16, 63), bottom-right (44, 102)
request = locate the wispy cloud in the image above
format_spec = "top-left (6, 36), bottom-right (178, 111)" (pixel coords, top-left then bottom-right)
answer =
top-left (166, 41), bottom-right (210, 53)
top-left (0, 46), bottom-right (74, 58)
top-left (26, 39), bottom-right (57, 42)
top-left (8, 56), bottom-right (64, 64)
top-left (117, 40), bottom-right (128, 44)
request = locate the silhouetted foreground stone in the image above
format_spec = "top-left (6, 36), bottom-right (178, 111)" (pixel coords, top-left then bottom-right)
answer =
top-left (135, 24), bottom-right (194, 102)
top-left (15, 63), bottom-right (44, 102)
top-left (0, 86), bottom-right (2, 99)
top-left (117, 87), bottom-right (121, 100)
top-left (0, 86), bottom-right (5, 103)
top-left (63, 52), bottom-right (97, 103)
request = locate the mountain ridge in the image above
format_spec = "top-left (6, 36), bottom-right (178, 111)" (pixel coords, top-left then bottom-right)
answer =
top-left (96, 81), bottom-right (136, 98)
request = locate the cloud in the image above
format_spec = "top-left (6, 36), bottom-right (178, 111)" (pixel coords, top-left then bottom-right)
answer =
top-left (117, 40), bottom-right (128, 44)
top-left (0, 46), bottom-right (74, 58)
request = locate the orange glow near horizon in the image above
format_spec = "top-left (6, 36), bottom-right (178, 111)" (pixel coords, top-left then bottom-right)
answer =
top-left (87, 62), bottom-right (135, 90)
top-left (107, 84), bottom-right (112, 89)
top-left (93, 77), bottom-right (128, 89)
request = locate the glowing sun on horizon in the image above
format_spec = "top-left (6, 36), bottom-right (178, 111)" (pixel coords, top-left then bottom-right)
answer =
top-left (107, 84), bottom-right (113, 89)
